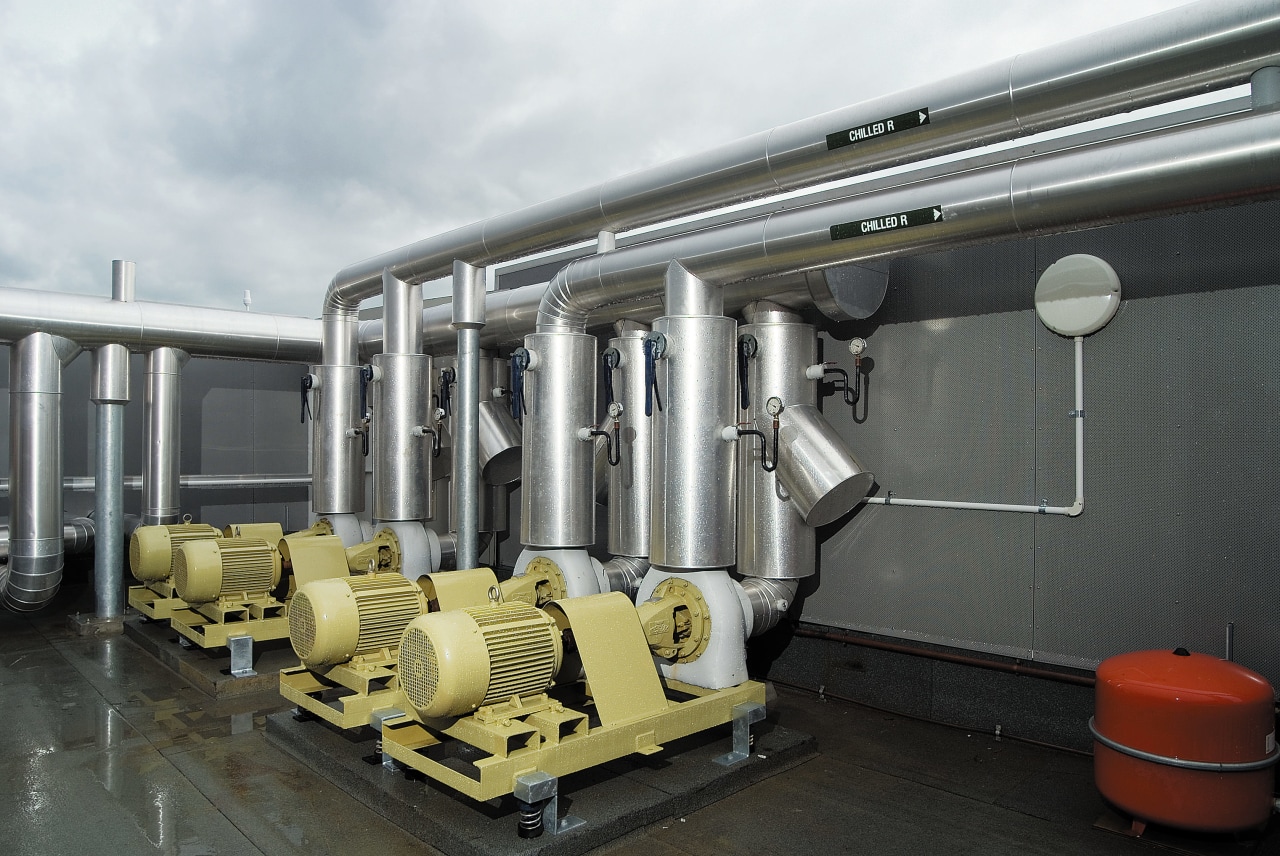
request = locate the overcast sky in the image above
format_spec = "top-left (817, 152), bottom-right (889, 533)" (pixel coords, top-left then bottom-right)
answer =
top-left (1, 0), bottom-right (1197, 317)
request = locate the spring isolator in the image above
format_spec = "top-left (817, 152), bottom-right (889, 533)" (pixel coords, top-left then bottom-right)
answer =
top-left (517, 801), bottom-right (543, 838)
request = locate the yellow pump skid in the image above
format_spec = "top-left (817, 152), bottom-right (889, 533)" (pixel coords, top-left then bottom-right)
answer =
top-left (169, 594), bottom-right (291, 648)
top-left (127, 580), bottom-right (187, 620)
top-left (280, 567), bottom-right (501, 729)
top-left (379, 592), bottom-right (768, 803)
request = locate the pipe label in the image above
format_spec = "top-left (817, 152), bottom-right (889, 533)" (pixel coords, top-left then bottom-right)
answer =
top-left (830, 206), bottom-right (943, 241)
top-left (826, 108), bottom-right (930, 150)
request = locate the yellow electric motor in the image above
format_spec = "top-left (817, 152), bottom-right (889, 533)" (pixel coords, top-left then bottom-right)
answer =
top-left (398, 602), bottom-right (563, 719)
top-left (222, 522), bottom-right (285, 543)
top-left (173, 537), bottom-right (281, 604)
top-left (129, 523), bottom-right (222, 583)
top-left (289, 573), bottom-right (429, 669)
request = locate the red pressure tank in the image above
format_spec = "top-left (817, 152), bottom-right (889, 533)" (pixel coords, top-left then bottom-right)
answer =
top-left (1092, 648), bottom-right (1277, 833)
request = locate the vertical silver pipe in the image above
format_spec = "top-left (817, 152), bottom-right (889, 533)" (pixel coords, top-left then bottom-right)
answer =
top-left (664, 260), bottom-right (724, 317)
top-left (452, 261), bottom-right (486, 569)
top-left (607, 323), bottom-right (652, 558)
top-left (91, 344), bottom-right (130, 619)
top-left (738, 306), bottom-right (818, 580)
top-left (520, 332), bottom-right (596, 548)
top-left (372, 271), bottom-right (432, 522)
top-left (91, 260), bottom-right (134, 619)
top-left (650, 266), bottom-right (737, 569)
top-left (313, 312), bottom-right (363, 519)
top-left (142, 347), bottom-right (188, 525)
top-left (5, 332), bottom-right (81, 611)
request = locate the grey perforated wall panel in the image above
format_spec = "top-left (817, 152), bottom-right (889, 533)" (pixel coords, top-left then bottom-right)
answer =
top-left (807, 200), bottom-right (1280, 688)
top-left (0, 351), bottom-right (309, 529)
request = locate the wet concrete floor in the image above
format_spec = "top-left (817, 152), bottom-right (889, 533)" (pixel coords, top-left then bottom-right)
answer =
top-left (3, 584), bottom-right (1277, 856)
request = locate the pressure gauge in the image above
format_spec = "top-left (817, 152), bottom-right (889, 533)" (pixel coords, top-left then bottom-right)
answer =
top-left (848, 337), bottom-right (867, 357)
top-left (607, 401), bottom-right (623, 419)
top-left (765, 396), bottom-right (783, 417)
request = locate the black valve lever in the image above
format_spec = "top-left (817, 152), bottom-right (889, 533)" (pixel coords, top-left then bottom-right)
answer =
top-left (439, 367), bottom-right (456, 417)
top-left (643, 335), bottom-right (664, 416)
top-left (602, 347), bottom-right (620, 407)
top-left (299, 374), bottom-right (314, 423)
top-left (359, 365), bottom-right (375, 419)
top-left (737, 334), bottom-right (757, 411)
top-left (510, 349), bottom-right (530, 422)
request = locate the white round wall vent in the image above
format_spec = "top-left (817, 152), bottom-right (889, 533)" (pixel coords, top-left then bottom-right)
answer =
top-left (1034, 254), bottom-right (1121, 336)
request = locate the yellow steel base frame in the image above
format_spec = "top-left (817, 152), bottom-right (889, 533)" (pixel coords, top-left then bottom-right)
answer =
top-left (127, 583), bottom-right (188, 620)
top-left (169, 595), bottom-right (290, 649)
top-left (280, 660), bottom-right (407, 730)
top-left (381, 678), bottom-right (767, 803)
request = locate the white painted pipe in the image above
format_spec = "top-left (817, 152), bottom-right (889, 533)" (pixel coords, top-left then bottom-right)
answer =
top-left (865, 337), bottom-right (1086, 517)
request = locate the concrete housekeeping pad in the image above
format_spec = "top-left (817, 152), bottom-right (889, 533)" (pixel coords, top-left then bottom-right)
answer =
top-left (123, 614), bottom-right (299, 698)
top-left (266, 703), bottom-right (816, 856)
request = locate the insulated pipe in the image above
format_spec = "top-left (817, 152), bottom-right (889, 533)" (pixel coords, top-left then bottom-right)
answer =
top-left (519, 332), bottom-right (596, 549)
top-left (1254, 67), bottom-right (1280, 111)
top-left (0, 473), bottom-right (312, 494)
top-left (0, 520), bottom-right (96, 563)
top-left (323, 0), bottom-right (1280, 319)
top-left (737, 306), bottom-right (818, 579)
top-left (90, 260), bottom-right (133, 621)
top-left (649, 263), bottom-right (737, 570)
top-left (5, 333), bottom-right (81, 611)
top-left (534, 109), bottom-right (1280, 334)
top-left (739, 577), bottom-right (799, 636)
top-left (606, 323), bottom-right (652, 558)
top-left (0, 287), bottom-right (319, 361)
top-left (452, 261), bottom-right (486, 570)
top-left (142, 348), bottom-right (188, 526)
top-left (371, 271), bottom-right (432, 523)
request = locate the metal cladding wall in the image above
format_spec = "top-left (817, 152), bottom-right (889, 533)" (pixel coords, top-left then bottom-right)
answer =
top-left (0, 354), bottom-right (309, 529)
top-left (807, 198), bottom-right (1280, 689)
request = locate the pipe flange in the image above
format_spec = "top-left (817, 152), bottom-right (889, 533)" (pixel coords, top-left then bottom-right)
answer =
top-left (649, 577), bottom-right (712, 663)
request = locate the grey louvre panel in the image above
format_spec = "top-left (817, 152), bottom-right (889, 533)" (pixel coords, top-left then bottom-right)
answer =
top-left (806, 199), bottom-right (1280, 689)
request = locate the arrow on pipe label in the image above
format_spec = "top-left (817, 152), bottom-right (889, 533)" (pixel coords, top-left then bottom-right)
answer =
top-left (830, 206), bottom-right (944, 241)
top-left (826, 107), bottom-right (930, 150)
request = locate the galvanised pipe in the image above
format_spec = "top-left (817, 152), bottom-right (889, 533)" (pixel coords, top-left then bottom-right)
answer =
top-left (0, 287), bottom-right (320, 361)
top-left (649, 263), bottom-right (737, 570)
top-left (89, 260), bottom-right (134, 621)
top-left (92, 343), bottom-right (130, 619)
top-left (5, 333), bottom-right (81, 611)
top-left (452, 261), bottom-right (486, 570)
top-left (606, 322), bottom-right (652, 559)
top-left (737, 305), bottom-right (818, 580)
top-left (371, 271), bottom-right (432, 523)
top-left (535, 108), bottom-right (1280, 334)
top-left (142, 348), bottom-right (187, 526)
top-left (324, 0), bottom-right (1280, 321)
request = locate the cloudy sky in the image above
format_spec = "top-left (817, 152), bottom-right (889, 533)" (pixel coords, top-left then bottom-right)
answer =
top-left (1, 0), bottom-right (1197, 317)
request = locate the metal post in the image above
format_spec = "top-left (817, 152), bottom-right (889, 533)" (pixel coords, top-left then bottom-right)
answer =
top-left (452, 261), bottom-right (486, 570)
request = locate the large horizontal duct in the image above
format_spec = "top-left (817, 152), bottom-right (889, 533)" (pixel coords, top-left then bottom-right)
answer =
top-left (322, 0), bottom-right (1280, 321)
top-left (534, 108), bottom-right (1280, 332)
top-left (0, 287), bottom-right (320, 362)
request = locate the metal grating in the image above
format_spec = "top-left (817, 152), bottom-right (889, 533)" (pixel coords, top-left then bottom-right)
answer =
top-left (289, 590), bottom-right (316, 660)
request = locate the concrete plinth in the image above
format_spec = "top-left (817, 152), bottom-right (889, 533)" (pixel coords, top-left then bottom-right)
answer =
top-left (123, 614), bottom-right (299, 697)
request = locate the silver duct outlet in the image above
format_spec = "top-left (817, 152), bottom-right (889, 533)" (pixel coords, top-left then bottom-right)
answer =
top-left (370, 271), bottom-right (432, 523)
top-left (649, 264), bottom-right (737, 570)
top-left (774, 405), bottom-right (874, 528)
top-left (142, 347), bottom-right (188, 526)
top-left (737, 308), bottom-right (819, 580)
top-left (739, 577), bottom-right (799, 636)
top-left (606, 324), bottom-right (653, 558)
top-left (519, 331), bottom-right (596, 549)
top-left (5, 332), bottom-right (82, 611)
top-left (601, 555), bottom-right (650, 600)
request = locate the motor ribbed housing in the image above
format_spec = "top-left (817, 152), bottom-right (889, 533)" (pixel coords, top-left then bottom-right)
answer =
top-left (128, 523), bottom-right (221, 583)
top-left (288, 572), bottom-right (429, 668)
top-left (173, 537), bottom-right (281, 604)
top-left (399, 602), bottom-right (562, 719)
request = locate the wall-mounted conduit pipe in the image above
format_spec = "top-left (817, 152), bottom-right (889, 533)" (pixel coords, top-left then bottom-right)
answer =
top-left (142, 347), bottom-right (188, 526)
top-left (5, 333), bottom-right (82, 611)
top-left (865, 336), bottom-right (1086, 516)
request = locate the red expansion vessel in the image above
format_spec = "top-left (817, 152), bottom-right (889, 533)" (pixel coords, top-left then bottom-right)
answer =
top-left (1092, 648), bottom-right (1277, 833)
